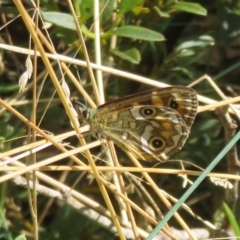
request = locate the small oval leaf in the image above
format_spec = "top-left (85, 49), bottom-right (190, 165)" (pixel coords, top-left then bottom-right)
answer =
top-left (111, 48), bottom-right (141, 64)
top-left (172, 2), bottom-right (207, 16)
top-left (41, 12), bottom-right (76, 30)
top-left (109, 26), bottom-right (165, 41)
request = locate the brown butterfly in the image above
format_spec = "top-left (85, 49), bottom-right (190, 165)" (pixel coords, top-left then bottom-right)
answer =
top-left (73, 86), bottom-right (198, 161)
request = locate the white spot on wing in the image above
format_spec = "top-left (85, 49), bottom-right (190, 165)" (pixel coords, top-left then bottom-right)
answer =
top-left (122, 132), bottom-right (128, 140)
top-left (172, 134), bottom-right (181, 146)
top-left (130, 108), bottom-right (143, 119)
top-left (168, 113), bottom-right (181, 124)
top-left (151, 121), bottom-right (160, 127)
top-left (160, 153), bottom-right (168, 160)
top-left (141, 125), bottom-right (153, 154)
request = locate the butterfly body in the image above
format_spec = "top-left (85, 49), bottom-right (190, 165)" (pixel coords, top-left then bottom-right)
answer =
top-left (74, 86), bottom-right (198, 161)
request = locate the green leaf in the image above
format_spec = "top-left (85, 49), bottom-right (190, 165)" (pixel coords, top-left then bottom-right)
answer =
top-left (111, 48), bottom-right (141, 64)
top-left (80, 0), bottom-right (115, 24)
top-left (0, 84), bottom-right (19, 93)
top-left (0, 122), bottom-right (14, 139)
top-left (41, 12), bottom-right (76, 30)
top-left (171, 2), bottom-right (207, 16)
top-left (177, 35), bottom-right (215, 50)
top-left (171, 66), bottom-right (193, 79)
top-left (40, 0), bottom-right (59, 11)
top-left (14, 235), bottom-right (26, 240)
top-left (132, 6), bottom-right (150, 15)
top-left (99, 0), bottom-right (115, 24)
top-left (153, 6), bottom-right (170, 18)
top-left (222, 202), bottom-right (240, 236)
top-left (119, 0), bottom-right (143, 14)
top-left (109, 26), bottom-right (165, 41)
top-left (79, 0), bottom-right (94, 23)
top-left (198, 119), bottom-right (219, 131)
top-left (177, 49), bottom-right (195, 57)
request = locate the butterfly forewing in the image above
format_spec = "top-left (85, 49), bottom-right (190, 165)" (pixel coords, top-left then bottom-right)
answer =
top-left (97, 87), bottom-right (198, 129)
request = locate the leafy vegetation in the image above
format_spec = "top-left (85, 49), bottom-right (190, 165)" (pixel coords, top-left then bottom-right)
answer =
top-left (1, 0), bottom-right (240, 239)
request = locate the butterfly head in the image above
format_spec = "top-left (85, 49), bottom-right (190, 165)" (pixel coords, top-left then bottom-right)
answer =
top-left (71, 99), bottom-right (90, 122)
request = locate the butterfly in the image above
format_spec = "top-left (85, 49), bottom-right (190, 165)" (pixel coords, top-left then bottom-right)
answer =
top-left (72, 86), bottom-right (198, 161)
